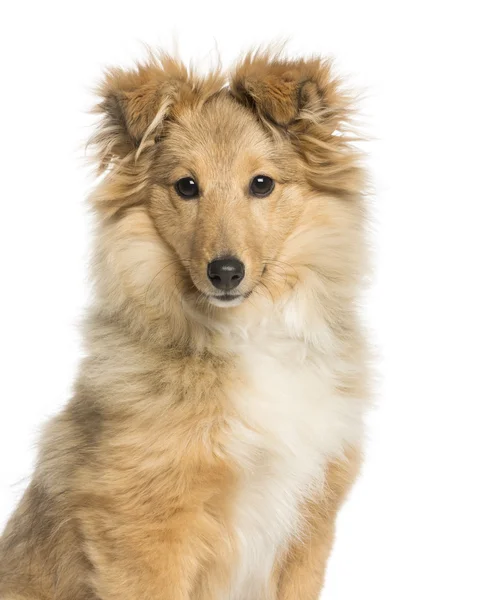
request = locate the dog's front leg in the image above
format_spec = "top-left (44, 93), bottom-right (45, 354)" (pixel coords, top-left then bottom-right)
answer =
top-left (82, 511), bottom-right (207, 600)
top-left (274, 448), bottom-right (362, 600)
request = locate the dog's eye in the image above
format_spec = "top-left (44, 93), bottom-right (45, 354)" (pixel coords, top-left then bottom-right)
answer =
top-left (175, 177), bottom-right (199, 199)
top-left (250, 175), bottom-right (275, 198)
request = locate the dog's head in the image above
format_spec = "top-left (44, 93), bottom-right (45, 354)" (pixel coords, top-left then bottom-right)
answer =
top-left (90, 51), bottom-right (365, 336)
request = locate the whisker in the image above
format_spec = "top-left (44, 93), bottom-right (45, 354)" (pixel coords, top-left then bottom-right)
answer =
top-left (144, 258), bottom-right (192, 307)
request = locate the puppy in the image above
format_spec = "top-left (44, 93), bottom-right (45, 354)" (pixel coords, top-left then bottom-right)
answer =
top-left (0, 50), bottom-right (370, 599)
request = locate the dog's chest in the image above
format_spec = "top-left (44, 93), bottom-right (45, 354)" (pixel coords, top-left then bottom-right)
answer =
top-left (222, 327), bottom-right (362, 598)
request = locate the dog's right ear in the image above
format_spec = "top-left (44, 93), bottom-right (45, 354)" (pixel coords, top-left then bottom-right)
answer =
top-left (91, 59), bottom-right (186, 170)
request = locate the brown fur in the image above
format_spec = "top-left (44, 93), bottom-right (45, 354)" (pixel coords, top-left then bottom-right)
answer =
top-left (0, 49), bottom-right (369, 599)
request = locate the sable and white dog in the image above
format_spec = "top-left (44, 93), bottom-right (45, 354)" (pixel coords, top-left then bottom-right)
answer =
top-left (0, 50), bottom-right (370, 600)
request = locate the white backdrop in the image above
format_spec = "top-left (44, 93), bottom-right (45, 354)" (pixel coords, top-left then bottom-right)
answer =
top-left (1, 1), bottom-right (476, 598)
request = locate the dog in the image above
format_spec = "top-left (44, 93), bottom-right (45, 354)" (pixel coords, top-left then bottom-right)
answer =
top-left (0, 49), bottom-right (370, 599)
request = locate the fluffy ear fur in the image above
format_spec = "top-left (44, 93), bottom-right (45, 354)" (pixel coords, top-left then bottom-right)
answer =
top-left (90, 56), bottom-right (190, 171)
top-left (230, 51), bottom-right (362, 198)
top-left (230, 51), bottom-right (348, 132)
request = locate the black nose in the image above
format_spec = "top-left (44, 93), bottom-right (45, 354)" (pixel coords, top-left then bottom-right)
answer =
top-left (207, 257), bottom-right (245, 291)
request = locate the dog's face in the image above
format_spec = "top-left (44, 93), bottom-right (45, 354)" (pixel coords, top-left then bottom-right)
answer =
top-left (149, 94), bottom-right (303, 307)
top-left (91, 53), bottom-right (364, 326)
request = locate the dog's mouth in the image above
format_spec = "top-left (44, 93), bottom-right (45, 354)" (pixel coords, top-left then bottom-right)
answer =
top-left (207, 294), bottom-right (244, 308)
top-left (206, 290), bottom-right (253, 308)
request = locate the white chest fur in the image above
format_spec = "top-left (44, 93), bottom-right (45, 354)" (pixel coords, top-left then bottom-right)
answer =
top-left (221, 314), bottom-right (364, 599)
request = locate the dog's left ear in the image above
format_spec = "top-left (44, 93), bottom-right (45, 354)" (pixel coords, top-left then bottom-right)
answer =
top-left (231, 53), bottom-right (361, 197)
top-left (230, 54), bottom-right (347, 134)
